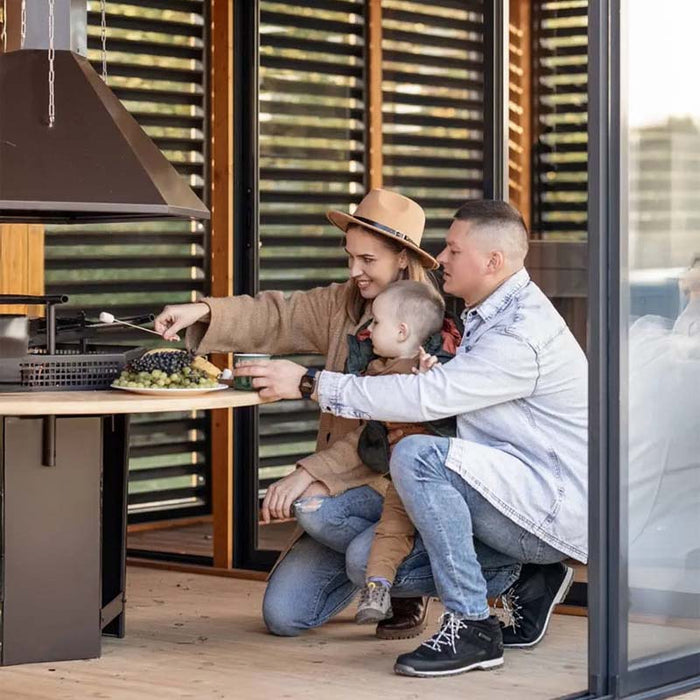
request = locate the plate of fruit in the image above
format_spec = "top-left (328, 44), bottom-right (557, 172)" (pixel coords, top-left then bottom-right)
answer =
top-left (111, 349), bottom-right (227, 395)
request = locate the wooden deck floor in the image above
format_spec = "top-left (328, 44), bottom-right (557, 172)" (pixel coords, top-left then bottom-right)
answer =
top-left (4, 566), bottom-right (698, 699)
top-left (2, 566), bottom-right (592, 700)
top-left (128, 520), bottom-right (296, 559)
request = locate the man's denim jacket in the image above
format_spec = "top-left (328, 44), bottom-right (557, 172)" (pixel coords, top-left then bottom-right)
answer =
top-left (318, 268), bottom-right (589, 562)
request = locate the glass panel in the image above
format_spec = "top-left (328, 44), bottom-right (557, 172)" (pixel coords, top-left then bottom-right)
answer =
top-left (625, 0), bottom-right (700, 665)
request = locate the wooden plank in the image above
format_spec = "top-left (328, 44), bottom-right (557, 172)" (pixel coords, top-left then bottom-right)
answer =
top-left (27, 224), bottom-right (45, 317)
top-left (508, 0), bottom-right (532, 231)
top-left (0, 223), bottom-right (45, 316)
top-left (127, 557), bottom-right (267, 581)
top-left (209, 0), bottom-right (235, 569)
top-left (0, 389), bottom-right (271, 416)
top-left (366, 0), bottom-right (383, 189)
top-left (127, 515), bottom-right (213, 534)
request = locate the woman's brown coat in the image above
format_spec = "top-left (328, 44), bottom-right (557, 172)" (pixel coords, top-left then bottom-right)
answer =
top-left (185, 282), bottom-right (390, 570)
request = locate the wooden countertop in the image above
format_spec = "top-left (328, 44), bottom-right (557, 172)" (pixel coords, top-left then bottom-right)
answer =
top-left (0, 388), bottom-right (271, 416)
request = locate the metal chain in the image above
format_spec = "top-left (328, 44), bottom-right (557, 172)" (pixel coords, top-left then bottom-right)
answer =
top-left (20, 0), bottom-right (26, 48)
top-left (1, 0), bottom-right (7, 53)
top-left (100, 0), bottom-right (107, 82)
top-left (48, 0), bottom-right (55, 126)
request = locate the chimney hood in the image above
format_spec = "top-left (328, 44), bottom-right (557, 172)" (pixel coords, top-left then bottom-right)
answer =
top-left (0, 0), bottom-right (210, 224)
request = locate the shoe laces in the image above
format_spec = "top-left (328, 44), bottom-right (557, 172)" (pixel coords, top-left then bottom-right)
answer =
top-left (359, 581), bottom-right (390, 607)
top-left (421, 612), bottom-right (468, 654)
top-left (499, 588), bottom-right (523, 631)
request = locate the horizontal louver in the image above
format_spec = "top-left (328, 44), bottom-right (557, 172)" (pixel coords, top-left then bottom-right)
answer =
top-left (44, 0), bottom-right (210, 520)
top-left (257, 0), bottom-right (366, 491)
top-left (532, 0), bottom-right (587, 239)
top-left (382, 0), bottom-right (485, 257)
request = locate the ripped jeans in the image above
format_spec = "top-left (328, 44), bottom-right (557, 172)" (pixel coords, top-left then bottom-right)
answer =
top-left (262, 437), bottom-right (567, 635)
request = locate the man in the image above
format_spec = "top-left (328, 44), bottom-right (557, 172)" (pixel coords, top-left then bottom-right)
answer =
top-left (237, 200), bottom-right (588, 677)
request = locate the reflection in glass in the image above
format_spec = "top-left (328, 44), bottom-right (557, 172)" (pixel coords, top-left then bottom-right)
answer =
top-left (626, 0), bottom-right (700, 664)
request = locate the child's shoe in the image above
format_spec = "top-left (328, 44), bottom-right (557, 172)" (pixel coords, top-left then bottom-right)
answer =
top-left (355, 580), bottom-right (393, 624)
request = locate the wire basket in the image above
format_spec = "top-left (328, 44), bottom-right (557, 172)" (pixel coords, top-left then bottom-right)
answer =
top-left (2, 345), bottom-right (144, 392)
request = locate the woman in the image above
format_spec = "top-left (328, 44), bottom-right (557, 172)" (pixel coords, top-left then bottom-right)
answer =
top-left (155, 189), bottom-right (440, 637)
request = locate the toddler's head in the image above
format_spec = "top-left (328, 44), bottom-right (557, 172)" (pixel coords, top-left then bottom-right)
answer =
top-left (369, 280), bottom-right (445, 358)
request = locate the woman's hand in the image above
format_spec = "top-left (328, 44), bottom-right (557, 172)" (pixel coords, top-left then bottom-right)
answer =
top-left (234, 359), bottom-right (307, 400)
top-left (412, 346), bottom-right (439, 374)
top-left (261, 467), bottom-right (316, 523)
top-left (154, 302), bottom-right (210, 341)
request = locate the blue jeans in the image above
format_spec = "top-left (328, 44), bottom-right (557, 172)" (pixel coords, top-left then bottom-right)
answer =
top-left (262, 436), bottom-right (565, 635)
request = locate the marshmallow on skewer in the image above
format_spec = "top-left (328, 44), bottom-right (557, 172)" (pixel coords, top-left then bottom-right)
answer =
top-left (98, 311), bottom-right (177, 339)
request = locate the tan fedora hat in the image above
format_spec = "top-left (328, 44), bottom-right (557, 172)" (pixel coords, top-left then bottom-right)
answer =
top-left (327, 189), bottom-right (438, 270)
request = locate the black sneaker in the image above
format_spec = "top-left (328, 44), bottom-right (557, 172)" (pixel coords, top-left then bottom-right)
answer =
top-left (394, 614), bottom-right (504, 677)
top-left (499, 562), bottom-right (574, 648)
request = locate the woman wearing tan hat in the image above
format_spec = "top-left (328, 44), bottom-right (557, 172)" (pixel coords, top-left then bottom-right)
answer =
top-left (155, 189), bottom-right (442, 638)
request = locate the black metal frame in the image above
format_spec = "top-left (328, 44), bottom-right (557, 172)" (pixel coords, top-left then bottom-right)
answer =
top-left (483, 0), bottom-right (509, 201)
top-left (231, 0), bottom-right (278, 571)
top-left (586, 1), bottom-right (700, 697)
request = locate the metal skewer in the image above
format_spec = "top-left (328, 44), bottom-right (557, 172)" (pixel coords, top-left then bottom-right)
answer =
top-left (99, 312), bottom-right (179, 340)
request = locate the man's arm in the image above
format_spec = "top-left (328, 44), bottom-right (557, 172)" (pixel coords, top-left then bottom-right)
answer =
top-left (315, 331), bottom-right (539, 423)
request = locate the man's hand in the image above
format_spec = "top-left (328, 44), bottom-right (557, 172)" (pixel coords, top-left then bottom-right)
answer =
top-left (234, 359), bottom-right (307, 401)
top-left (261, 467), bottom-right (315, 523)
top-left (412, 346), bottom-right (439, 374)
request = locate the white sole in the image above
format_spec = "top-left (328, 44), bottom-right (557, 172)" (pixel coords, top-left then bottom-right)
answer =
top-left (394, 656), bottom-right (504, 677)
top-left (503, 565), bottom-right (575, 649)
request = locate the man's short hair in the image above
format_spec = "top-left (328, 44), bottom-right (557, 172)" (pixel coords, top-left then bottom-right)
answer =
top-left (453, 200), bottom-right (529, 262)
top-left (376, 280), bottom-right (445, 344)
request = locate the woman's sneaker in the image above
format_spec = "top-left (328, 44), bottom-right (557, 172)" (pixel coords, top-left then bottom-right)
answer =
top-left (355, 581), bottom-right (392, 624)
top-left (394, 613), bottom-right (504, 677)
top-left (499, 562), bottom-right (574, 648)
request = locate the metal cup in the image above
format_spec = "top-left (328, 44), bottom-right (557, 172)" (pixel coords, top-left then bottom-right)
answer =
top-left (233, 353), bottom-right (271, 391)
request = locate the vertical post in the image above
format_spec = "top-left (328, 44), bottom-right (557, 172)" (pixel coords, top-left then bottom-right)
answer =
top-left (232, 0), bottom-right (266, 570)
top-left (209, 0), bottom-right (234, 569)
top-left (365, 0), bottom-right (383, 190)
top-left (588, 0), bottom-right (613, 694)
top-left (483, 0), bottom-right (510, 201)
top-left (508, 0), bottom-right (531, 229)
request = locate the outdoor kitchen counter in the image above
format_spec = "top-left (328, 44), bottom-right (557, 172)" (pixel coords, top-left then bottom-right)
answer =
top-left (0, 388), bottom-right (274, 667)
top-left (0, 388), bottom-right (271, 415)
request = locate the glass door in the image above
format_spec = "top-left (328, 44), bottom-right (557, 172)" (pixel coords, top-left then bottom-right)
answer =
top-left (590, 0), bottom-right (700, 695)
top-left (621, 0), bottom-right (700, 690)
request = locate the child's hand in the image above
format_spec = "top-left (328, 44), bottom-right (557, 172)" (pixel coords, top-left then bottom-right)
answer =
top-left (413, 346), bottom-right (439, 374)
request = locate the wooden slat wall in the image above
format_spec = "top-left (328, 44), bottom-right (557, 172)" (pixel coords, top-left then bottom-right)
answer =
top-left (531, 0), bottom-right (588, 239)
top-left (0, 225), bottom-right (45, 316)
top-left (381, 0), bottom-right (485, 255)
top-left (43, 0), bottom-right (212, 522)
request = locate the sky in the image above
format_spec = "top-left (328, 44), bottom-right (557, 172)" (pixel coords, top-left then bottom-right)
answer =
top-left (628, 0), bottom-right (700, 128)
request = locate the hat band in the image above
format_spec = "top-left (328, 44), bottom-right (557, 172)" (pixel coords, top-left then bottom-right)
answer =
top-left (353, 215), bottom-right (413, 244)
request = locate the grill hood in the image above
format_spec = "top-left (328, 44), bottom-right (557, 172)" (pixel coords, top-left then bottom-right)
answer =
top-left (0, 1), bottom-right (210, 223)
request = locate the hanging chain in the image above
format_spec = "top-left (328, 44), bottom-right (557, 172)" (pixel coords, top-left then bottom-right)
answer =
top-left (1, 0), bottom-right (7, 53)
top-left (20, 0), bottom-right (26, 47)
top-left (48, 0), bottom-right (55, 126)
top-left (100, 0), bottom-right (107, 82)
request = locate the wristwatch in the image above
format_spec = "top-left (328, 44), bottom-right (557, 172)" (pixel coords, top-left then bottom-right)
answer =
top-left (298, 368), bottom-right (319, 399)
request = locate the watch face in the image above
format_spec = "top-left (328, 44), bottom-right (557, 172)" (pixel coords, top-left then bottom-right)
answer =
top-left (300, 375), bottom-right (314, 396)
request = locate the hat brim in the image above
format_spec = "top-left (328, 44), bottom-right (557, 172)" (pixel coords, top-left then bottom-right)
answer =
top-left (327, 210), bottom-right (439, 270)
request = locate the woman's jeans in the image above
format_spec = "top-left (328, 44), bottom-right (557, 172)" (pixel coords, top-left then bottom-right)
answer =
top-left (262, 436), bottom-right (567, 636)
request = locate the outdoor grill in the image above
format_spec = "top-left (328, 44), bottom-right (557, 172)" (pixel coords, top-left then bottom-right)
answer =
top-left (0, 294), bottom-right (146, 393)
